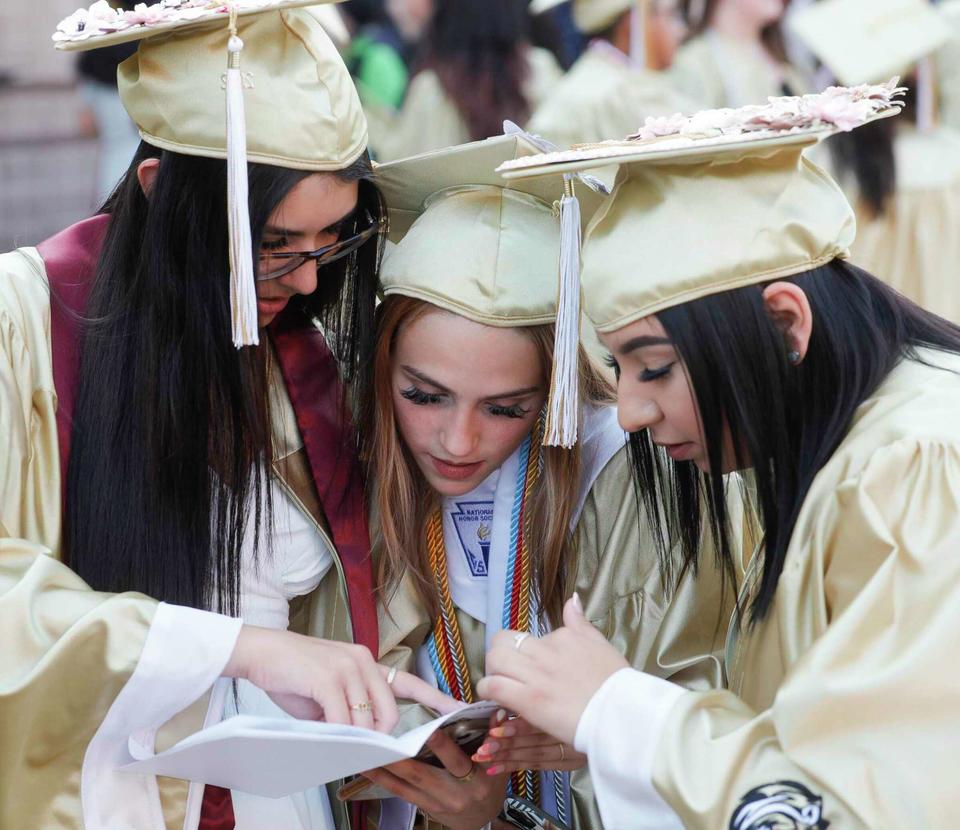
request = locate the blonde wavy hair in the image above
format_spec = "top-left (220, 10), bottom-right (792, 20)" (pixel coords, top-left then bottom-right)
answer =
top-left (364, 295), bottom-right (614, 628)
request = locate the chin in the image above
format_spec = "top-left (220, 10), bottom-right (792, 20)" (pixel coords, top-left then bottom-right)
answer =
top-left (427, 475), bottom-right (483, 498)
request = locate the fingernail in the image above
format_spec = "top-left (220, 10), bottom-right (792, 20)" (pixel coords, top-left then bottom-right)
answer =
top-left (477, 741), bottom-right (499, 755)
top-left (495, 708), bottom-right (507, 723)
top-left (486, 764), bottom-right (504, 776)
top-left (490, 725), bottom-right (516, 738)
top-left (572, 591), bottom-right (583, 613)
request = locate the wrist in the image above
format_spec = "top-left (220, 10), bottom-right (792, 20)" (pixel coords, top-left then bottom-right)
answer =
top-left (222, 624), bottom-right (262, 680)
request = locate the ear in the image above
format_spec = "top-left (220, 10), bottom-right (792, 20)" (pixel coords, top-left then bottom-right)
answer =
top-left (136, 158), bottom-right (160, 197)
top-left (762, 281), bottom-right (813, 363)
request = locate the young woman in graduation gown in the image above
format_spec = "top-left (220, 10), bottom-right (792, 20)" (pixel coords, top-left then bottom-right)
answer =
top-left (0, 3), bottom-right (448, 828)
top-left (353, 135), bottom-right (737, 829)
top-left (528, 0), bottom-right (697, 150)
top-left (671, 0), bottom-right (806, 108)
top-left (479, 85), bottom-right (960, 828)
top-left (363, 0), bottom-right (562, 162)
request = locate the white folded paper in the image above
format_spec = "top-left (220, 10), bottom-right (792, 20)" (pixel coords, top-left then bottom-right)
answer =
top-left (122, 701), bottom-right (499, 797)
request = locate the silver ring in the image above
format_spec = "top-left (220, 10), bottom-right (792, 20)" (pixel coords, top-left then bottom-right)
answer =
top-left (513, 632), bottom-right (531, 651)
top-left (386, 666), bottom-right (398, 686)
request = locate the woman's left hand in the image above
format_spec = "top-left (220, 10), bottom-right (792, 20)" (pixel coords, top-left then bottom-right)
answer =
top-left (361, 727), bottom-right (509, 829)
top-left (476, 594), bottom-right (628, 745)
top-left (471, 716), bottom-right (585, 774)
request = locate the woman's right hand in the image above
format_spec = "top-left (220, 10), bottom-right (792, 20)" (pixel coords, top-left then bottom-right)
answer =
top-left (223, 625), bottom-right (460, 732)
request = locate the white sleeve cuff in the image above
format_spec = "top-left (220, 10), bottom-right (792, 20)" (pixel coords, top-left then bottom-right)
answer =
top-left (81, 602), bottom-right (243, 830)
top-left (574, 667), bottom-right (685, 830)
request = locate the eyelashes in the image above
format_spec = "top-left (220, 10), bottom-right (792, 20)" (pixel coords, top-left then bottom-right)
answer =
top-left (603, 353), bottom-right (621, 379)
top-left (261, 236), bottom-right (288, 251)
top-left (400, 386), bottom-right (529, 419)
top-left (400, 385), bottom-right (442, 406)
top-left (640, 363), bottom-right (675, 382)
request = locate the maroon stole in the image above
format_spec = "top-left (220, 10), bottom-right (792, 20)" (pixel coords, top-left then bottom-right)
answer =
top-left (38, 214), bottom-right (378, 829)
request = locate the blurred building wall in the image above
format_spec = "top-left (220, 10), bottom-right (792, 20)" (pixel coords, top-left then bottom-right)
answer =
top-left (0, 1), bottom-right (101, 250)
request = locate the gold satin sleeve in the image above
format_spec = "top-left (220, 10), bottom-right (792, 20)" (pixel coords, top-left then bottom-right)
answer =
top-left (0, 541), bottom-right (156, 828)
top-left (1, 249), bottom-right (164, 828)
top-left (652, 439), bottom-right (960, 828)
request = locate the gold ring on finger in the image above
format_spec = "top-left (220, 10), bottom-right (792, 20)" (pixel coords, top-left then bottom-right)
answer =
top-left (350, 700), bottom-right (373, 712)
top-left (453, 762), bottom-right (477, 783)
top-left (558, 743), bottom-right (566, 762)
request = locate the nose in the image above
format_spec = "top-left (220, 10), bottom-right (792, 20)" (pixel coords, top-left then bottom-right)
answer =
top-left (439, 407), bottom-right (479, 459)
top-left (277, 257), bottom-right (318, 298)
top-left (618, 396), bottom-right (662, 434)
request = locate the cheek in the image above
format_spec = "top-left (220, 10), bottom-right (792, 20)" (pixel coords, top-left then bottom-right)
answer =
top-left (392, 395), bottom-right (435, 450)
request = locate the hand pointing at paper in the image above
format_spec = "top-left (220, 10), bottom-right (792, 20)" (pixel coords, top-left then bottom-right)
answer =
top-left (223, 625), bottom-right (461, 732)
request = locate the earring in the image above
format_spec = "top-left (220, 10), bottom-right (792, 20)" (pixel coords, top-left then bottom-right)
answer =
top-left (787, 350), bottom-right (801, 365)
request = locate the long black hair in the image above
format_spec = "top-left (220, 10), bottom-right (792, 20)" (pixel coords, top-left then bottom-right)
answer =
top-left (630, 260), bottom-right (960, 624)
top-left (66, 142), bottom-right (384, 616)
top-left (419, 0), bottom-right (533, 141)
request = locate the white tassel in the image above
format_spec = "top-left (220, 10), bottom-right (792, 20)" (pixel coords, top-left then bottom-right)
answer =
top-left (544, 176), bottom-right (581, 449)
top-left (226, 27), bottom-right (258, 348)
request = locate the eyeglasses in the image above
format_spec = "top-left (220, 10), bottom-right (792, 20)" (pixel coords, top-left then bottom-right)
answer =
top-left (256, 207), bottom-right (379, 282)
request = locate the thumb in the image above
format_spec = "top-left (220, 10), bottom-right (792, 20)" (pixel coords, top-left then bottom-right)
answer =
top-left (562, 592), bottom-right (592, 631)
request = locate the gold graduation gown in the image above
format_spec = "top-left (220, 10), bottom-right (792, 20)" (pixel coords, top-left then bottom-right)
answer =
top-left (527, 44), bottom-right (698, 149)
top-left (639, 351), bottom-right (960, 828)
top-left (849, 125), bottom-right (960, 324)
top-left (379, 443), bottom-right (735, 829)
top-left (0, 245), bottom-right (363, 830)
top-left (364, 47), bottom-right (562, 163)
top-left (670, 31), bottom-right (808, 109)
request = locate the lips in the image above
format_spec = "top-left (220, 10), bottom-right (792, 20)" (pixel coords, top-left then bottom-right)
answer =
top-left (660, 442), bottom-right (696, 462)
top-left (257, 296), bottom-right (289, 316)
top-left (430, 455), bottom-right (484, 481)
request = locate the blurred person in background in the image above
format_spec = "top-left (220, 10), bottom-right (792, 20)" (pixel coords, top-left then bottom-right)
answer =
top-left (671, 0), bottom-right (807, 108)
top-left (528, 0), bottom-right (696, 149)
top-left (365, 0), bottom-right (561, 161)
top-left (344, 0), bottom-right (427, 112)
top-left (791, 0), bottom-right (960, 324)
top-left (75, 1), bottom-right (140, 205)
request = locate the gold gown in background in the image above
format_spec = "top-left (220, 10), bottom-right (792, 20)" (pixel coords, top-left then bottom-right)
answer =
top-left (527, 43), bottom-right (698, 148)
top-left (849, 125), bottom-right (960, 324)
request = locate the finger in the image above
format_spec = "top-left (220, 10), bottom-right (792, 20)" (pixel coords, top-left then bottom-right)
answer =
top-left (343, 666), bottom-right (375, 731)
top-left (424, 729), bottom-right (474, 778)
top-left (360, 766), bottom-right (441, 813)
top-left (476, 674), bottom-right (543, 727)
top-left (476, 733), bottom-right (564, 756)
top-left (314, 678), bottom-right (350, 726)
top-left (385, 667), bottom-right (463, 714)
top-left (474, 741), bottom-right (584, 769)
top-left (486, 716), bottom-right (541, 740)
top-left (563, 592), bottom-right (598, 636)
top-left (483, 637), bottom-right (543, 684)
top-left (361, 660), bottom-right (398, 733)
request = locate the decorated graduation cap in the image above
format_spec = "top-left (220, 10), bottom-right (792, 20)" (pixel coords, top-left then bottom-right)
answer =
top-left (375, 131), bottom-right (607, 447)
top-left (53, 0), bottom-right (366, 348)
top-left (497, 83), bottom-right (903, 333)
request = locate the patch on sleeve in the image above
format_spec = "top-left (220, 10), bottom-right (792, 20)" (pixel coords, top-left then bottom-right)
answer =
top-left (729, 780), bottom-right (829, 830)
top-left (450, 500), bottom-right (494, 577)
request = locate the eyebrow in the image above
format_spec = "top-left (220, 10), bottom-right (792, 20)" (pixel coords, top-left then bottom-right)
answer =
top-left (263, 204), bottom-right (357, 240)
top-left (401, 365), bottom-right (541, 400)
top-left (618, 335), bottom-right (673, 356)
